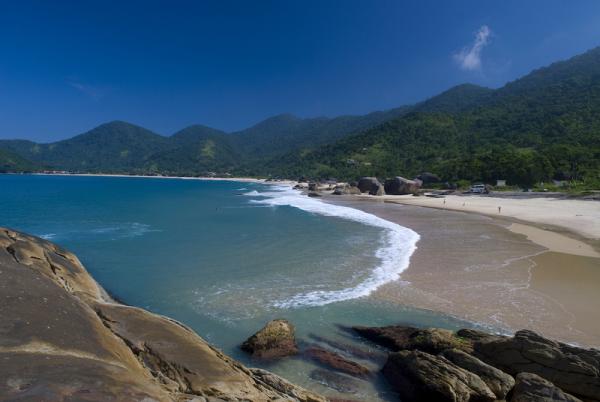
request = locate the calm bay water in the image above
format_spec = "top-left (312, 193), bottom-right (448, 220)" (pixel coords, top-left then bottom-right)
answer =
top-left (0, 174), bottom-right (475, 400)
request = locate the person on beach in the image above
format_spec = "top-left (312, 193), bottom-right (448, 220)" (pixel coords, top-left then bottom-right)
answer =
top-left (498, 206), bottom-right (502, 213)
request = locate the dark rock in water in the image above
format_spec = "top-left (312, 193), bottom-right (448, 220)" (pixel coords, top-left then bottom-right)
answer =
top-left (332, 184), bottom-right (361, 195)
top-left (416, 172), bottom-right (441, 184)
top-left (308, 191), bottom-right (322, 197)
top-left (357, 177), bottom-right (384, 195)
top-left (510, 372), bottom-right (582, 402)
top-left (441, 348), bottom-right (515, 400)
top-left (353, 325), bottom-right (420, 350)
top-left (383, 176), bottom-right (421, 195)
top-left (309, 369), bottom-right (360, 394)
top-left (304, 346), bottom-right (371, 378)
top-left (241, 319), bottom-right (298, 359)
top-left (383, 350), bottom-right (496, 402)
top-left (308, 333), bottom-right (384, 361)
top-left (473, 330), bottom-right (600, 401)
top-left (353, 325), bottom-right (472, 354)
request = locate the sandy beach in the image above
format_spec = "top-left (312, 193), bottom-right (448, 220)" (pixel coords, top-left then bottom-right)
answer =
top-left (325, 194), bottom-right (600, 347)
top-left (369, 193), bottom-right (600, 241)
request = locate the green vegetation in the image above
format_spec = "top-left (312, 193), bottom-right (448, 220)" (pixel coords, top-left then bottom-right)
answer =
top-left (0, 148), bottom-right (38, 172)
top-left (0, 46), bottom-right (599, 190)
top-left (247, 47), bottom-right (600, 188)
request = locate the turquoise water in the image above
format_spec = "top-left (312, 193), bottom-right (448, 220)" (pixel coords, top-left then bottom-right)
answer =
top-left (0, 174), bottom-right (474, 400)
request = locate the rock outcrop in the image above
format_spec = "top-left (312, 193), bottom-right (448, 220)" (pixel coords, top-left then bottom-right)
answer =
top-left (332, 184), bottom-right (361, 195)
top-left (472, 329), bottom-right (600, 401)
top-left (383, 350), bottom-right (496, 402)
top-left (354, 324), bottom-right (600, 402)
top-left (441, 348), bottom-right (515, 399)
top-left (357, 177), bottom-right (385, 196)
top-left (0, 228), bottom-right (324, 402)
top-left (510, 373), bottom-right (582, 402)
top-left (383, 176), bottom-right (421, 195)
top-left (241, 319), bottom-right (299, 359)
top-left (353, 325), bottom-right (472, 354)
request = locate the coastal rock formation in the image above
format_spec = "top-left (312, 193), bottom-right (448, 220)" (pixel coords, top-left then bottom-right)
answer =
top-left (304, 346), bottom-right (371, 378)
top-left (441, 348), bottom-right (515, 399)
top-left (383, 350), bottom-right (496, 402)
top-left (241, 319), bottom-right (299, 359)
top-left (354, 324), bottom-right (600, 402)
top-left (353, 325), bottom-right (472, 354)
top-left (472, 330), bottom-right (600, 401)
top-left (383, 176), bottom-right (421, 195)
top-left (0, 228), bottom-right (324, 402)
top-left (332, 184), bottom-right (361, 195)
top-left (357, 177), bottom-right (385, 196)
top-left (510, 373), bottom-right (582, 402)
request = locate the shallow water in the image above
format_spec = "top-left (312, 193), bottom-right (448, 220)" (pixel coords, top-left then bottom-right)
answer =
top-left (0, 174), bottom-right (481, 400)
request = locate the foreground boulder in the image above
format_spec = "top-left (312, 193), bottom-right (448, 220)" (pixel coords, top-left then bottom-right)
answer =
top-left (442, 348), bottom-right (515, 400)
top-left (383, 350), bottom-right (496, 402)
top-left (357, 177), bottom-right (385, 195)
top-left (241, 319), bottom-right (299, 359)
top-left (0, 228), bottom-right (324, 401)
top-left (510, 373), bottom-right (582, 402)
top-left (473, 330), bottom-right (600, 401)
top-left (384, 176), bottom-right (422, 195)
top-left (353, 325), bottom-right (472, 354)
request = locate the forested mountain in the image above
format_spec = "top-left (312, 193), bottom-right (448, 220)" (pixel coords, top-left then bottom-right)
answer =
top-left (144, 125), bottom-right (238, 175)
top-left (1, 46), bottom-right (599, 187)
top-left (253, 47), bottom-right (600, 186)
top-left (0, 107), bottom-right (411, 174)
top-left (0, 121), bottom-right (172, 172)
top-left (0, 148), bottom-right (39, 172)
top-left (229, 107), bottom-right (412, 158)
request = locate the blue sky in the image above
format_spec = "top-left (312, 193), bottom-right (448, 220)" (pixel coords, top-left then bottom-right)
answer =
top-left (1, 0), bottom-right (600, 141)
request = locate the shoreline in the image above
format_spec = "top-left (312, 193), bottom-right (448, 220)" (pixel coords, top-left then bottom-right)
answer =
top-left (361, 193), bottom-right (600, 242)
top-left (321, 193), bottom-right (600, 346)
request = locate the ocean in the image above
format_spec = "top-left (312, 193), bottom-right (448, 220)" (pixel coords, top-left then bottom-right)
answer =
top-left (0, 174), bottom-right (476, 400)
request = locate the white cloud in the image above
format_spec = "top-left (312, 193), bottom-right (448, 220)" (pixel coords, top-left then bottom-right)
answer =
top-left (66, 79), bottom-right (104, 100)
top-left (454, 25), bottom-right (491, 71)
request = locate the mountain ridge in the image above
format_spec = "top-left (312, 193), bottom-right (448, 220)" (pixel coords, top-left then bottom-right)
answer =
top-left (1, 45), bottom-right (599, 187)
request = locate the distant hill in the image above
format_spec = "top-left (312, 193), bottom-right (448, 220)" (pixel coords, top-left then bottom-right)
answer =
top-left (412, 84), bottom-right (493, 113)
top-left (1, 46), bottom-right (599, 187)
top-left (0, 148), bottom-right (38, 172)
top-left (0, 121), bottom-right (171, 172)
top-left (144, 125), bottom-right (238, 175)
top-left (229, 107), bottom-right (412, 158)
top-left (0, 108), bottom-right (412, 174)
top-left (264, 47), bottom-right (600, 186)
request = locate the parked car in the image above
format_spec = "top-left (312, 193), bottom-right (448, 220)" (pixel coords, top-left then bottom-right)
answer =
top-left (470, 184), bottom-right (488, 194)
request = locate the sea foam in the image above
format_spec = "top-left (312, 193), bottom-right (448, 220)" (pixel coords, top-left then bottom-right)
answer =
top-left (245, 186), bottom-right (420, 308)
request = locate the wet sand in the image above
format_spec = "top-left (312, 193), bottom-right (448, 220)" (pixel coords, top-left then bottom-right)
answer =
top-left (325, 196), bottom-right (600, 347)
